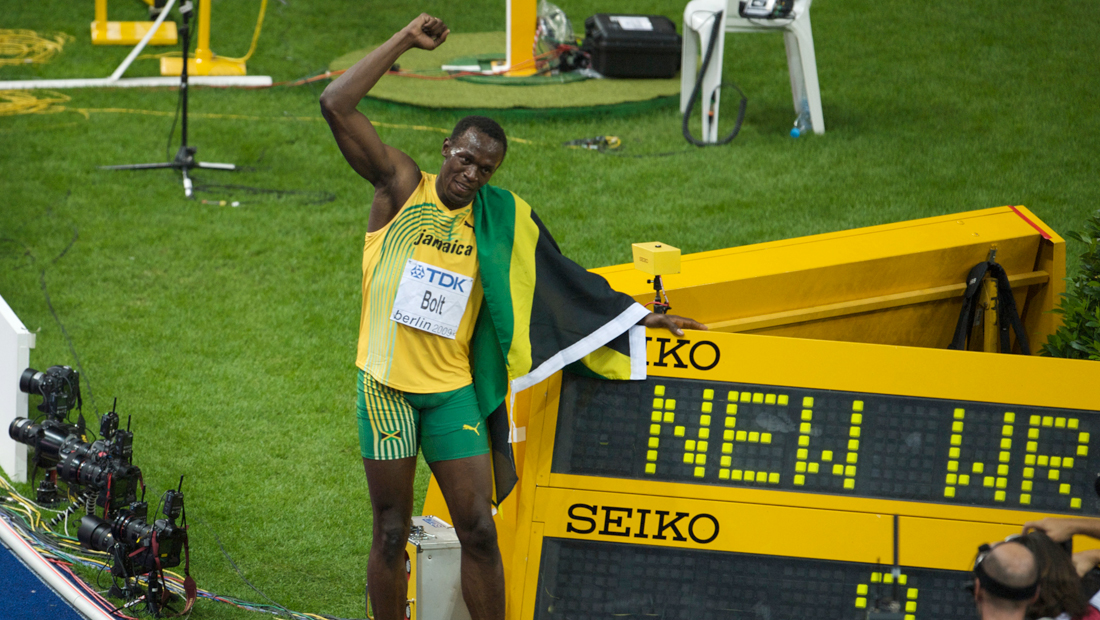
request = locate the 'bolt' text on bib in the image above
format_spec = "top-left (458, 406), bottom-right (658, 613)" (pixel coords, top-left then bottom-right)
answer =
top-left (390, 258), bottom-right (474, 340)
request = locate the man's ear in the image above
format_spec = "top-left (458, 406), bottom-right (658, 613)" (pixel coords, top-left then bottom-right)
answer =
top-left (973, 579), bottom-right (982, 602)
top-left (441, 137), bottom-right (451, 157)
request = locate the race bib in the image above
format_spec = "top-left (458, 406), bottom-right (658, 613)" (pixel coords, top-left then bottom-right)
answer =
top-left (390, 259), bottom-right (474, 340)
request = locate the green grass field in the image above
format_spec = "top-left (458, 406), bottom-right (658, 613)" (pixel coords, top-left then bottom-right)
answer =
top-left (2, 0), bottom-right (1099, 617)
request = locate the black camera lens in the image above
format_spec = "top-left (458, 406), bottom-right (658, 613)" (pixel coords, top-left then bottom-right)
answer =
top-left (115, 512), bottom-right (153, 546)
top-left (8, 418), bottom-right (76, 467)
top-left (9, 418), bottom-right (38, 444)
top-left (19, 368), bottom-right (44, 395)
top-left (78, 515), bottom-right (116, 551)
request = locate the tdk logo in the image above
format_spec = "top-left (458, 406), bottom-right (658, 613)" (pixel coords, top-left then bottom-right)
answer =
top-left (415, 266), bottom-right (469, 293)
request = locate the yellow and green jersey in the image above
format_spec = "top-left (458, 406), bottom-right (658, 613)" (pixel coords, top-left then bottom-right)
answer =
top-left (356, 172), bottom-right (483, 393)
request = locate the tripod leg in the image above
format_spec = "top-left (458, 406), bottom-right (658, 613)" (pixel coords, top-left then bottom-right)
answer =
top-left (98, 162), bottom-right (180, 171)
top-left (194, 161), bottom-right (236, 171)
top-left (182, 166), bottom-right (193, 198)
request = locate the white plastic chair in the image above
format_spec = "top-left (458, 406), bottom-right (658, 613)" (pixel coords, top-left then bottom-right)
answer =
top-left (680, 0), bottom-right (823, 141)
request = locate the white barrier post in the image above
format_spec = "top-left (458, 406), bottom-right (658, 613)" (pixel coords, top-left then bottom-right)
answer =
top-left (0, 294), bottom-right (35, 483)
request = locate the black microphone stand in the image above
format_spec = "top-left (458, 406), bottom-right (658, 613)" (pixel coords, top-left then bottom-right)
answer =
top-left (100, 0), bottom-right (235, 198)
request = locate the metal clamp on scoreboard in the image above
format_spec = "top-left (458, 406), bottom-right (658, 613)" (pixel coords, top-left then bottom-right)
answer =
top-left (421, 207), bottom-right (1092, 620)
top-left (632, 241), bottom-right (680, 315)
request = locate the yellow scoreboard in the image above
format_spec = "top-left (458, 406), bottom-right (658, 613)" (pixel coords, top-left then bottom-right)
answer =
top-left (427, 331), bottom-right (1100, 620)
top-left (420, 208), bottom-right (1095, 620)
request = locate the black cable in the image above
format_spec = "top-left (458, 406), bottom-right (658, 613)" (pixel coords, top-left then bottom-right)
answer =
top-left (682, 10), bottom-right (748, 147)
top-left (0, 207), bottom-right (99, 417)
top-left (190, 180), bottom-right (336, 206)
top-left (600, 148), bottom-right (695, 159)
top-left (564, 136), bottom-right (694, 159)
top-left (193, 515), bottom-right (294, 617)
top-left (166, 10), bottom-right (185, 161)
top-left (167, 85), bottom-right (183, 162)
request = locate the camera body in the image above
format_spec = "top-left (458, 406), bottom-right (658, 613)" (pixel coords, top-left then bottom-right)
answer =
top-left (20, 366), bottom-right (81, 421)
top-left (14, 365), bottom-right (87, 505)
top-left (9, 415), bottom-right (141, 516)
top-left (78, 490), bottom-right (187, 577)
top-left (57, 432), bottom-right (141, 516)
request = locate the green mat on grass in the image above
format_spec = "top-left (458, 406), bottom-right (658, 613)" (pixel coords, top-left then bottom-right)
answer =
top-left (329, 32), bottom-right (681, 109)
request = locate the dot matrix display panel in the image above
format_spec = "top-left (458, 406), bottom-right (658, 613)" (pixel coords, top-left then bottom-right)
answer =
top-left (533, 537), bottom-right (974, 620)
top-left (551, 374), bottom-right (1100, 514)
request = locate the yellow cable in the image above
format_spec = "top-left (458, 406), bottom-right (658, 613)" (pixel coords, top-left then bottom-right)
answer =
top-left (0, 30), bottom-right (73, 67)
top-left (217, 0), bottom-right (267, 63)
top-left (136, 50), bottom-right (179, 60)
top-left (5, 502), bottom-right (32, 522)
top-left (0, 90), bottom-right (71, 117)
top-left (0, 474), bottom-right (19, 493)
top-left (0, 475), bottom-right (44, 529)
top-left (55, 541), bottom-right (91, 554)
top-left (8, 501), bottom-right (40, 531)
top-left (137, 0), bottom-right (268, 63)
top-left (0, 92), bottom-right (535, 145)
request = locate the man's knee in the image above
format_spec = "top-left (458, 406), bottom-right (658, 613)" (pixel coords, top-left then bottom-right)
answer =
top-left (453, 512), bottom-right (499, 558)
top-left (373, 515), bottom-right (412, 562)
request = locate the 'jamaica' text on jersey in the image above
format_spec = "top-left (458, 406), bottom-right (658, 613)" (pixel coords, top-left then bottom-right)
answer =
top-left (414, 231), bottom-right (474, 256)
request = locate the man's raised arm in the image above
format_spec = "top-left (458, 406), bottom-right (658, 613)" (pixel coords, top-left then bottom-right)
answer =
top-left (319, 14), bottom-right (449, 230)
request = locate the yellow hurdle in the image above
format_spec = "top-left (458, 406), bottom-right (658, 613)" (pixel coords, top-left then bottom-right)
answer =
top-left (503, 0), bottom-right (537, 76)
top-left (596, 206), bottom-right (1064, 353)
top-left (91, 0), bottom-right (177, 46)
top-left (160, 0), bottom-right (246, 76)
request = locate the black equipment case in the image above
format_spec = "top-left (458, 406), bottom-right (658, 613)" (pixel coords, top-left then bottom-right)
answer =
top-left (581, 14), bottom-right (682, 79)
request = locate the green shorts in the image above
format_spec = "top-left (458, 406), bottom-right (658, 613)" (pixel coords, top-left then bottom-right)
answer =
top-left (356, 370), bottom-right (490, 463)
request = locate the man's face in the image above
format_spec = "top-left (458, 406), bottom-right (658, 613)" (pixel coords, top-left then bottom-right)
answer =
top-left (437, 129), bottom-right (504, 209)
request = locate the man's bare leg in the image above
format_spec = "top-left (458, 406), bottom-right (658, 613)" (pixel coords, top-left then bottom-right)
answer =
top-left (429, 454), bottom-right (504, 620)
top-left (363, 457), bottom-right (418, 620)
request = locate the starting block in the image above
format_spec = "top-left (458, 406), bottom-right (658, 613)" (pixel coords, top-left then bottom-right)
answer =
top-left (91, 0), bottom-right (177, 46)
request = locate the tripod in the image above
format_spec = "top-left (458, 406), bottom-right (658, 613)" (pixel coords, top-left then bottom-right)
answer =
top-left (100, 0), bottom-right (235, 198)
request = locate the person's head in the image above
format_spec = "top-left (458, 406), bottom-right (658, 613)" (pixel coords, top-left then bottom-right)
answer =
top-left (1018, 531), bottom-right (1087, 619)
top-left (973, 540), bottom-right (1040, 618)
top-left (436, 116), bottom-right (507, 209)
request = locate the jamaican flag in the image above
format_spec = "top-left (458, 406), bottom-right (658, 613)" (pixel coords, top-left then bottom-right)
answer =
top-left (470, 184), bottom-right (650, 504)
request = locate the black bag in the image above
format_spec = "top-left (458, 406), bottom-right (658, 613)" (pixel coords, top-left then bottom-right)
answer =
top-left (581, 14), bottom-right (682, 79)
top-left (947, 259), bottom-right (1031, 355)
